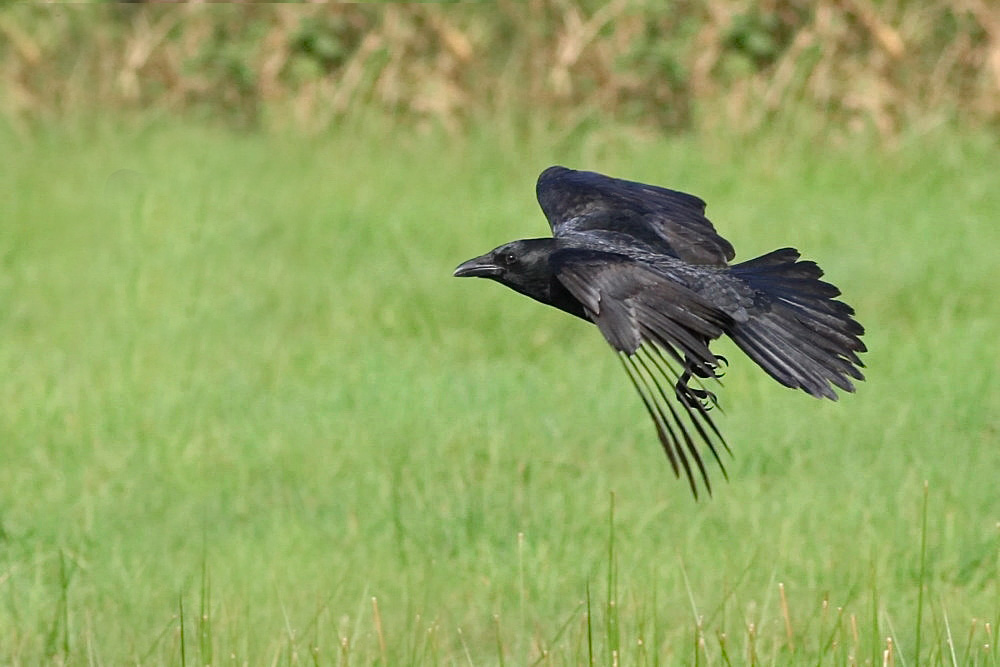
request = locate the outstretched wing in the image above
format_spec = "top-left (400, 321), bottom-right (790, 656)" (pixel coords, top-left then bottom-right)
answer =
top-left (552, 248), bottom-right (732, 497)
top-left (536, 166), bottom-right (736, 266)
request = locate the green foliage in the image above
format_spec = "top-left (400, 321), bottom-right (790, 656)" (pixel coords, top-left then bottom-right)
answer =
top-left (0, 117), bottom-right (997, 663)
top-left (290, 12), bottom-right (372, 76)
top-left (724, 6), bottom-right (795, 68)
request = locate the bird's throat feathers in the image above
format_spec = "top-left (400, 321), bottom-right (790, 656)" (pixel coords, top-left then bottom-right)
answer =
top-left (479, 237), bottom-right (590, 320)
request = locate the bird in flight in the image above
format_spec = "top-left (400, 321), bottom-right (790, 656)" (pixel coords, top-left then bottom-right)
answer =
top-left (454, 166), bottom-right (865, 498)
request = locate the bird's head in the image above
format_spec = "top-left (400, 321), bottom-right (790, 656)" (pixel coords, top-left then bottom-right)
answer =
top-left (453, 238), bottom-right (558, 300)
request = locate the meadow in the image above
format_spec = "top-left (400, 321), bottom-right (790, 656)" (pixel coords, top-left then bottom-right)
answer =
top-left (1, 117), bottom-right (997, 664)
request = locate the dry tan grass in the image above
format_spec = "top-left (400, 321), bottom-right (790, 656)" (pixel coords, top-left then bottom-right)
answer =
top-left (0, 1), bottom-right (997, 135)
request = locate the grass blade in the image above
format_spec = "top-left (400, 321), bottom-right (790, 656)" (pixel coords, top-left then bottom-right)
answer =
top-left (915, 481), bottom-right (929, 666)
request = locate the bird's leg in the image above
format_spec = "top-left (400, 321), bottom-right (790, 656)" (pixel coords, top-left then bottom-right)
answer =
top-left (674, 355), bottom-right (727, 411)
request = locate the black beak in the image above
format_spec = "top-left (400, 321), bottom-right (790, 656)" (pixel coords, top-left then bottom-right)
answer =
top-left (453, 253), bottom-right (502, 278)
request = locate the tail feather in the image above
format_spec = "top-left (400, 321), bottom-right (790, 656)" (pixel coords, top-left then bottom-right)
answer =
top-left (728, 248), bottom-right (866, 399)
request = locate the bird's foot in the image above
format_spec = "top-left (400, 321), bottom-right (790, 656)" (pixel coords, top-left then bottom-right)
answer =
top-left (687, 354), bottom-right (728, 379)
top-left (711, 354), bottom-right (728, 378)
top-left (675, 379), bottom-right (719, 412)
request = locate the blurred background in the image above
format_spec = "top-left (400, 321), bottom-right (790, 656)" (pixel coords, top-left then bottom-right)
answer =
top-left (2, 1), bottom-right (998, 135)
top-left (1, 2), bottom-right (998, 664)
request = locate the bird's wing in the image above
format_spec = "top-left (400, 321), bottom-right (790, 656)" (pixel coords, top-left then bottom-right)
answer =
top-left (536, 166), bottom-right (736, 266)
top-left (552, 248), bottom-right (732, 497)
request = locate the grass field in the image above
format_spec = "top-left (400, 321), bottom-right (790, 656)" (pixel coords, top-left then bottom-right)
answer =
top-left (1, 117), bottom-right (997, 665)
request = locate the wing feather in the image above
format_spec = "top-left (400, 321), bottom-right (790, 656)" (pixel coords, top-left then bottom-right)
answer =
top-left (553, 249), bottom-right (728, 369)
top-left (553, 248), bottom-right (731, 497)
top-left (536, 166), bottom-right (735, 266)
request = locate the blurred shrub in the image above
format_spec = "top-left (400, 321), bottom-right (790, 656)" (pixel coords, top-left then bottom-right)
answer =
top-left (0, 0), bottom-right (996, 135)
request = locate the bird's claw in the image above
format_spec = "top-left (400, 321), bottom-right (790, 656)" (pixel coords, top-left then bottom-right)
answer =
top-left (675, 380), bottom-right (719, 412)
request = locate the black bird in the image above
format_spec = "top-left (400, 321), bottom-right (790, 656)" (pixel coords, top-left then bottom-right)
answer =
top-left (454, 166), bottom-right (865, 497)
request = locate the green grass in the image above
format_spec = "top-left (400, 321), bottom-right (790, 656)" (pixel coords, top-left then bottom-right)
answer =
top-left (1, 116), bottom-right (998, 664)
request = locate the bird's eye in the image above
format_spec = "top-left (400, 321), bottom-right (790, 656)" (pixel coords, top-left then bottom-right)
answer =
top-left (502, 252), bottom-right (517, 266)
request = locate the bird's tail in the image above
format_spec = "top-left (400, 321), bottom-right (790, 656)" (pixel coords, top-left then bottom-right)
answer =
top-left (726, 248), bottom-right (866, 399)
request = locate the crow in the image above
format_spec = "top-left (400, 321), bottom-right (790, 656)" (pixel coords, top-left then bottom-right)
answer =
top-left (454, 166), bottom-right (865, 497)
